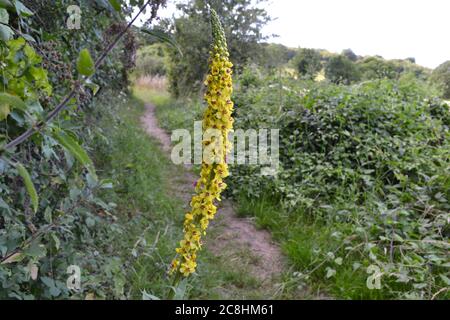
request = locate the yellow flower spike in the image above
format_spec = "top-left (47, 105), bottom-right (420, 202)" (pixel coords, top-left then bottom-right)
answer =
top-left (170, 8), bottom-right (234, 279)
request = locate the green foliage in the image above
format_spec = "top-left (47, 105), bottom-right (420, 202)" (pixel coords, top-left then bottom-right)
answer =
top-left (0, 0), bottom-right (166, 299)
top-left (77, 49), bottom-right (96, 77)
top-left (227, 72), bottom-right (450, 299)
top-left (163, 0), bottom-right (272, 97)
top-left (292, 48), bottom-right (322, 79)
top-left (430, 61), bottom-right (450, 99)
top-left (325, 54), bottom-right (360, 84)
top-left (342, 49), bottom-right (358, 62)
top-left (51, 129), bottom-right (97, 179)
top-left (357, 56), bottom-right (431, 82)
top-left (134, 44), bottom-right (168, 78)
top-left (257, 43), bottom-right (296, 69)
top-left (16, 163), bottom-right (38, 213)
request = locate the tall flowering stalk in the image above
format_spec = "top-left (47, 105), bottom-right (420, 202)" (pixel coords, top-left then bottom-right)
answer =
top-left (170, 9), bottom-right (234, 278)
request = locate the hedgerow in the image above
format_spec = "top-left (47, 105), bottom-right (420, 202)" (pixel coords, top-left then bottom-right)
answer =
top-left (0, 0), bottom-right (166, 299)
top-left (228, 71), bottom-right (450, 299)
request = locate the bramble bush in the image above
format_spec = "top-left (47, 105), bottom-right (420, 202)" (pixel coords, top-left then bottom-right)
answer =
top-left (0, 0), bottom-right (166, 299)
top-left (228, 71), bottom-right (449, 299)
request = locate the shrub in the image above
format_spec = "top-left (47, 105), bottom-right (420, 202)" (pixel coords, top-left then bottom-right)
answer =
top-left (228, 75), bottom-right (450, 299)
top-left (325, 55), bottom-right (360, 84)
top-left (430, 61), bottom-right (450, 99)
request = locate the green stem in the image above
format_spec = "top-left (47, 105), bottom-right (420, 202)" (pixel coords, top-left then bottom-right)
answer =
top-left (167, 272), bottom-right (182, 300)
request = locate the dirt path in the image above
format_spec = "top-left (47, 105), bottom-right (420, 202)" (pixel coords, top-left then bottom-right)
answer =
top-left (141, 103), bottom-right (286, 296)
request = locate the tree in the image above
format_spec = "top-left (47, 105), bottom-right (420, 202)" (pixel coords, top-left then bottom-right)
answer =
top-left (430, 61), bottom-right (450, 99)
top-left (342, 48), bottom-right (358, 62)
top-left (292, 48), bottom-right (322, 79)
top-left (357, 56), bottom-right (397, 80)
top-left (163, 0), bottom-right (272, 97)
top-left (258, 43), bottom-right (296, 69)
top-left (325, 55), bottom-right (360, 84)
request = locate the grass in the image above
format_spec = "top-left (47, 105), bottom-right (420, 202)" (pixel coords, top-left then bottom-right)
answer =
top-left (236, 194), bottom-right (398, 299)
top-left (133, 86), bottom-right (204, 133)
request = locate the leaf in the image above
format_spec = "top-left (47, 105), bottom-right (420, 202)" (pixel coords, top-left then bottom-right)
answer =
top-left (108, 0), bottom-right (121, 11)
top-left (95, 0), bottom-right (116, 12)
top-left (0, 104), bottom-right (10, 120)
top-left (142, 290), bottom-right (160, 300)
top-left (0, 24), bottom-right (13, 41)
top-left (439, 274), bottom-right (450, 286)
top-left (172, 278), bottom-right (188, 300)
top-left (29, 264), bottom-right (38, 280)
top-left (51, 234), bottom-right (60, 250)
top-left (141, 28), bottom-right (183, 56)
top-left (85, 79), bottom-right (100, 96)
top-left (85, 293), bottom-right (95, 300)
top-left (0, 7), bottom-right (8, 23)
top-left (17, 163), bottom-right (39, 213)
top-left (325, 267), bottom-right (336, 278)
top-left (0, 0), bottom-right (13, 10)
top-left (1, 252), bottom-right (23, 264)
top-left (77, 49), bottom-right (95, 77)
top-left (14, 0), bottom-right (33, 17)
top-left (334, 257), bottom-right (343, 265)
top-left (51, 129), bottom-right (97, 179)
top-left (0, 92), bottom-right (27, 113)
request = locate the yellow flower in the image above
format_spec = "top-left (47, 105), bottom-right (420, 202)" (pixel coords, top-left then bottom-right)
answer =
top-left (171, 8), bottom-right (234, 278)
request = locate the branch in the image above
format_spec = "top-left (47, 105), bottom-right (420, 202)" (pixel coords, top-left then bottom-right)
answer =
top-left (3, 0), bottom-right (160, 151)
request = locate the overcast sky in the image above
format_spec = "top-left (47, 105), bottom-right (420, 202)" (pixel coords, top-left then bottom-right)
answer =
top-left (140, 0), bottom-right (449, 69)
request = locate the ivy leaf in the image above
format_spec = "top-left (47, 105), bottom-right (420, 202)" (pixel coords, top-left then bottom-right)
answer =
top-left (77, 49), bottom-right (95, 77)
top-left (141, 28), bottom-right (183, 57)
top-left (108, 0), bottom-right (121, 11)
top-left (51, 129), bottom-right (97, 180)
top-left (17, 163), bottom-right (39, 213)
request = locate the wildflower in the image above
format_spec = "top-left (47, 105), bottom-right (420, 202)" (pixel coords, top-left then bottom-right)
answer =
top-left (170, 8), bottom-right (234, 277)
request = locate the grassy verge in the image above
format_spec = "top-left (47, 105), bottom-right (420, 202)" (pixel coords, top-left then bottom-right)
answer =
top-left (236, 195), bottom-right (389, 299)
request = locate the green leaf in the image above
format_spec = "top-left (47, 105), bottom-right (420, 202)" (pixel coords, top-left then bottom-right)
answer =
top-left (108, 0), bottom-right (121, 11)
top-left (142, 290), bottom-right (160, 300)
top-left (77, 49), bottom-right (95, 77)
top-left (141, 28), bottom-right (183, 56)
top-left (0, 7), bottom-right (8, 23)
top-left (0, 24), bottom-right (13, 41)
top-left (325, 267), bottom-right (336, 278)
top-left (51, 129), bottom-right (97, 179)
top-left (17, 163), bottom-right (39, 213)
top-left (14, 0), bottom-right (33, 17)
top-left (0, 0), bottom-right (13, 10)
top-left (85, 79), bottom-right (100, 96)
top-left (0, 92), bottom-right (27, 112)
top-left (440, 274), bottom-right (450, 286)
top-left (0, 104), bottom-right (10, 120)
